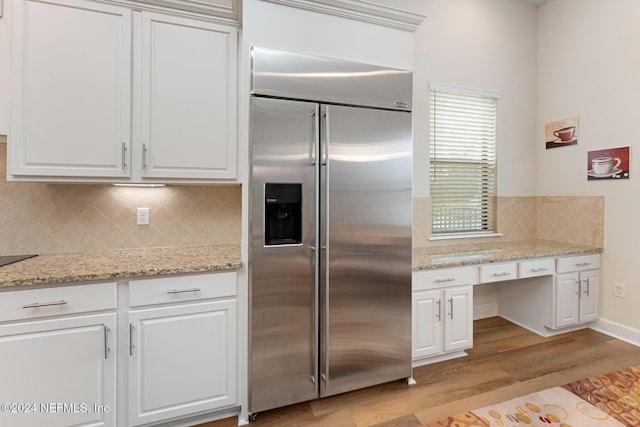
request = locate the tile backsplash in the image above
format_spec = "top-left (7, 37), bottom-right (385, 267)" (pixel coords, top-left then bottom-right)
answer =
top-left (0, 135), bottom-right (603, 255)
top-left (0, 142), bottom-right (241, 255)
top-left (414, 195), bottom-right (604, 248)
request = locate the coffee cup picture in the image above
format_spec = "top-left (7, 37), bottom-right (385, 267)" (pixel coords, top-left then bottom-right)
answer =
top-left (591, 157), bottom-right (621, 175)
top-left (553, 126), bottom-right (576, 141)
top-left (545, 117), bottom-right (579, 149)
top-left (587, 146), bottom-right (629, 180)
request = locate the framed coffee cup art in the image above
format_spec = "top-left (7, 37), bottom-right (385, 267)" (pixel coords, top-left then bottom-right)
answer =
top-left (587, 146), bottom-right (629, 180)
top-left (545, 116), bottom-right (579, 149)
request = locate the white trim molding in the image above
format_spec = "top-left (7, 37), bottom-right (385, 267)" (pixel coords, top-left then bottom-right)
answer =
top-left (590, 318), bottom-right (640, 347)
top-left (259, 0), bottom-right (425, 32)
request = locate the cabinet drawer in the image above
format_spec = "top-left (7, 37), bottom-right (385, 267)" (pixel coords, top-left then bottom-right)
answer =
top-left (479, 263), bottom-right (517, 283)
top-left (129, 271), bottom-right (236, 307)
top-left (0, 282), bottom-right (116, 323)
top-left (557, 254), bottom-right (600, 273)
top-left (413, 266), bottom-right (477, 291)
top-left (519, 258), bottom-right (555, 278)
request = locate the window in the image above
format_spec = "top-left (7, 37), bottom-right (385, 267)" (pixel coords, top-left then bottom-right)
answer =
top-left (429, 84), bottom-right (499, 235)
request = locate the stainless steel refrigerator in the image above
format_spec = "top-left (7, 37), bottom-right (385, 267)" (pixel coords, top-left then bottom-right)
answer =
top-left (249, 47), bottom-right (413, 414)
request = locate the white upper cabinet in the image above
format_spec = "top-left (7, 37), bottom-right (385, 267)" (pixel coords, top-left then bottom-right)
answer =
top-left (132, 0), bottom-right (239, 21)
top-left (140, 12), bottom-right (237, 179)
top-left (10, 0), bottom-right (132, 178)
top-left (9, 0), bottom-right (238, 182)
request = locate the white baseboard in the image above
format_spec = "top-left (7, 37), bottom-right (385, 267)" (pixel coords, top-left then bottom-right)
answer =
top-left (590, 318), bottom-right (640, 347)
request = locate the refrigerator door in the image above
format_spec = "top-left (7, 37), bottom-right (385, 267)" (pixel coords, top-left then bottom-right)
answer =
top-left (250, 97), bottom-right (319, 413)
top-left (320, 104), bottom-right (413, 397)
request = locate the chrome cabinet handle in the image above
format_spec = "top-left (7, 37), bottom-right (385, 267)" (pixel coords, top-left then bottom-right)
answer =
top-left (166, 287), bottom-right (201, 294)
top-left (576, 262), bottom-right (591, 267)
top-left (104, 325), bottom-right (110, 360)
top-left (448, 298), bottom-right (453, 319)
top-left (435, 278), bottom-right (455, 283)
top-left (121, 142), bottom-right (127, 169)
top-left (129, 324), bottom-right (134, 356)
top-left (582, 279), bottom-right (590, 296)
top-left (575, 280), bottom-right (581, 295)
top-left (142, 143), bottom-right (148, 169)
top-left (435, 299), bottom-right (441, 321)
top-left (22, 300), bottom-right (68, 309)
top-left (493, 272), bottom-right (511, 277)
top-left (530, 267), bottom-right (548, 272)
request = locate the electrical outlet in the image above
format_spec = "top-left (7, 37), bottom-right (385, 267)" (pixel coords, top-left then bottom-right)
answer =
top-left (136, 207), bottom-right (150, 225)
top-left (613, 282), bottom-right (626, 298)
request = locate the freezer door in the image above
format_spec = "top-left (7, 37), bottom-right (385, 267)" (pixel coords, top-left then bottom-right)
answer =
top-left (320, 105), bottom-right (412, 397)
top-left (249, 97), bottom-right (319, 413)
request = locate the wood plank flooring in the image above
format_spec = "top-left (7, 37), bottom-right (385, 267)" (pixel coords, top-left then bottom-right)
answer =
top-left (245, 317), bottom-right (640, 427)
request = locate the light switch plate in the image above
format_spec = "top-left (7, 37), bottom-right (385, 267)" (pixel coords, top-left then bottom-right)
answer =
top-left (136, 207), bottom-right (150, 225)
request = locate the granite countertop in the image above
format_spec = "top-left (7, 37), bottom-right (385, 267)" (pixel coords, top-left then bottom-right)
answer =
top-left (0, 245), bottom-right (242, 288)
top-left (413, 240), bottom-right (603, 270)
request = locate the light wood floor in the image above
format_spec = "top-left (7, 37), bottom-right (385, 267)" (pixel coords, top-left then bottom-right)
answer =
top-left (237, 317), bottom-right (640, 427)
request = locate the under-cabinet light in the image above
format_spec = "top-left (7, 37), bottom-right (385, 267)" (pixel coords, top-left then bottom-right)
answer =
top-left (112, 183), bottom-right (167, 188)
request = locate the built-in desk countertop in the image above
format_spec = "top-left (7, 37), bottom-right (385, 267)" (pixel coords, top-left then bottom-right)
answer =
top-left (413, 240), bottom-right (603, 271)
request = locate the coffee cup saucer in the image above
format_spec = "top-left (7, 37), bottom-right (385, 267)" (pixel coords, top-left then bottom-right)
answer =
top-left (588, 167), bottom-right (622, 178)
top-left (553, 136), bottom-right (577, 144)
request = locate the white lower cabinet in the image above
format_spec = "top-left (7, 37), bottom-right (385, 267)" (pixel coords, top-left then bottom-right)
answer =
top-left (550, 254), bottom-right (600, 330)
top-left (127, 272), bottom-right (237, 426)
top-left (412, 285), bottom-right (473, 362)
top-left (0, 283), bottom-right (117, 427)
top-left (553, 270), bottom-right (600, 329)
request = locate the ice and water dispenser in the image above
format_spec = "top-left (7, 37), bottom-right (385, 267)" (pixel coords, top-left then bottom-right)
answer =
top-left (264, 183), bottom-right (302, 246)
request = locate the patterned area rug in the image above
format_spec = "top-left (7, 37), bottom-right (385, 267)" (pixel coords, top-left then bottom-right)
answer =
top-left (424, 365), bottom-right (640, 426)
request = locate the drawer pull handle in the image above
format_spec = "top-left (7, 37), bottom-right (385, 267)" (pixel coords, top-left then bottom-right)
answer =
top-left (494, 272), bottom-right (511, 277)
top-left (435, 278), bottom-right (455, 283)
top-left (576, 262), bottom-right (592, 267)
top-left (22, 300), bottom-right (68, 309)
top-left (167, 287), bottom-right (201, 295)
top-left (530, 267), bottom-right (548, 272)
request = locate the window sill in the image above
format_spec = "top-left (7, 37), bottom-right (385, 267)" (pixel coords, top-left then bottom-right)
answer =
top-left (428, 232), bottom-right (504, 241)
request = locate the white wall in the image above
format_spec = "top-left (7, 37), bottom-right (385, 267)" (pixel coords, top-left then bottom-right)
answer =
top-left (537, 0), bottom-right (640, 330)
top-left (398, 0), bottom-right (538, 198)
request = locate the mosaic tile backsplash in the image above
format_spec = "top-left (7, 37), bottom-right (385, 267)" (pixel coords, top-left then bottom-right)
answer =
top-left (0, 142), bottom-right (241, 255)
top-left (414, 195), bottom-right (603, 248)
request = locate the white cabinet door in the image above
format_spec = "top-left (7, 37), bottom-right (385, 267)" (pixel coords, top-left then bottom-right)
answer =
top-left (0, 313), bottom-right (116, 427)
top-left (140, 12), bottom-right (237, 179)
top-left (10, 0), bottom-right (131, 177)
top-left (579, 270), bottom-right (600, 323)
top-left (554, 270), bottom-right (600, 328)
top-left (412, 282), bottom-right (473, 363)
top-left (443, 286), bottom-right (473, 352)
top-left (554, 272), bottom-right (580, 328)
top-left (128, 299), bottom-right (236, 426)
top-left (412, 290), bottom-right (443, 359)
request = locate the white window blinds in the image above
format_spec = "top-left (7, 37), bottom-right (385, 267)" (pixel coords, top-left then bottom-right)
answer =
top-left (429, 85), bottom-right (498, 235)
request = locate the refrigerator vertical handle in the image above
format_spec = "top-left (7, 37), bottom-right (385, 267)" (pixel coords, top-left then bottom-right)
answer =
top-left (310, 105), bottom-right (319, 165)
top-left (320, 105), bottom-right (330, 390)
top-left (321, 108), bottom-right (328, 166)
